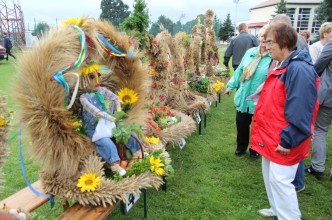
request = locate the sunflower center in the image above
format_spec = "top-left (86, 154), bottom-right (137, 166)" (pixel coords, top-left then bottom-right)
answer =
top-left (85, 179), bottom-right (93, 185)
top-left (123, 95), bottom-right (132, 103)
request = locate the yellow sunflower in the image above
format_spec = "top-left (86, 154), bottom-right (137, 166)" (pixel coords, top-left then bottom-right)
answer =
top-left (145, 136), bottom-right (160, 145)
top-left (216, 80), bottom-right (225, 89)
top-left (150, 155), bottom-right (165, 176)
top-left (0, 116), bottom-right (6, 127)
top-left (80, 63), bottom-right (101, 76)
top-left (76, 173), bottom-right (101, 192)
top-left (62, 17), bottom-right (87, 27)
top-left (212, 83), bottom-right (221, 92)
top-left (118, 88), bottom-right (139, 105)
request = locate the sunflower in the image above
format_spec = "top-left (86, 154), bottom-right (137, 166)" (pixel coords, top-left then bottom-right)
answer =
top-left (216, 80), bottom-right (225, 89)
top-left (80, 63), bottom-right (101, 76)
top-left (212, 83), bottom-right (221, 92)
top-left (145, 136), bottom-right (160, 145)
top-left (118, 88), bottom-right (139, 105)
top-left (150, 155), bottom-right (165, 176)
top-left (76, 173), bottom-right (101, 192)
top-left (0, 116), bottom-right (6, 127)
top-left (62, 17), bottom-right (87, 27)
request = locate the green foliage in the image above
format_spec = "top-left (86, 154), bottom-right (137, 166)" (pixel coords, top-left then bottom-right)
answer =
top-left (219, 13), bottom-right (235, 42)
top-left (187, 76), bottom-right (210, 95)
top-left (120, 0), bottom-right (149, 49)
top-left (213, 15), bottom-right (221, 38)
top-left (316, 0), bottom-right (332, 23)
top-left (100, 0), bottom-right (130, 27)
top-left (113, 110), bottom-right (127, 122)
top-left (274, 0), bottom-right (288, 16)
top-left (148, 22), bottom-right (161, 36)
top-left (112, 123), bottom-right (143, 145)
top-left (34, 22), bottom-right (50, 39)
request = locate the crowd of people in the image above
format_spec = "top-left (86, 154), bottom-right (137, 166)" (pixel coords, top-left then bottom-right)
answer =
top-left (224, 14), bottom-right (331, 220)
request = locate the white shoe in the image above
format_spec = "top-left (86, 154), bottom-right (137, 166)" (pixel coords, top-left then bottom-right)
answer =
top-left (296, 186), bottom-right (305, 193)
top-left (258, 208), bottom-right (276, 217)
top-left (110, 164), bottom-right (126, 176)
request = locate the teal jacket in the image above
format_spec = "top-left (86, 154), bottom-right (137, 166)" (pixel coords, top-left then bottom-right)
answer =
top-left (227, 47), bottom-right (271, 114)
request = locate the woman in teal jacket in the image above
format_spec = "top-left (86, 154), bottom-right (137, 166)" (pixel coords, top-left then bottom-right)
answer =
top-left (225, 25), bottom-right (271, 158)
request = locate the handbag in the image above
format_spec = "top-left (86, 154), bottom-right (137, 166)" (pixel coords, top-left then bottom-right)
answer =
top-left (92, 114), bottom-right (116, 142)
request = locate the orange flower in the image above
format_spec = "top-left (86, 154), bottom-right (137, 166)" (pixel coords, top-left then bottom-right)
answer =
top-left (150, 69), bottom-right (156, 75)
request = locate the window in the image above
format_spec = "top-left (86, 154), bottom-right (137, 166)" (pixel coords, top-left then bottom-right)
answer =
top-left (296, 8), bottom-right (311, 32)
top-left (311, 8), bottom-right (321, 39)
top-left (287, 8), bottom-right (296, 26)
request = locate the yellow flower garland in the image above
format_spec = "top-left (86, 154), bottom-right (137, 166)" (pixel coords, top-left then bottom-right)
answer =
top-left (76, 173), bottom-right (101, 192)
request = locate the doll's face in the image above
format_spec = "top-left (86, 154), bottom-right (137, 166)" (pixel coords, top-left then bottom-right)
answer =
top-left (86, 72), bottom-right (101, 91)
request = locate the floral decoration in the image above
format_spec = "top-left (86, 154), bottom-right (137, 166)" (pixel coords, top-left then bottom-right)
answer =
top-left (62, 17), bottom-right (87, 27)
top-left (118, 87), bottom-right (139, 112)
top-left (187, 76), bottom-right (210, 95)
top-left (76, 173), bottom-right (101, 192)
top-left (150, 155), bottom-right (165, 176)
top-left (146, 106), bottom-right (180, 131)
top-left (145, 136), bottom-right (160, 145)
top-left (212, 80), bottom-right (225, 92)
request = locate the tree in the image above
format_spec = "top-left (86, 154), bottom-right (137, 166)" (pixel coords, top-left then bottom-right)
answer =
top-left (156, 15), bottom-right (174, 33)
top-left (120, 0), bottom-right (150, 49)
top-left (316, 0), bottom-right (332, 23)
top-left (219, 13), bottom-right (234, 42)
top-left (182, 14), bottom-right (205, 34)
top-left (34, 21), bottom-right (50, 39)
top-left (100, 0), bottom-right (130, 27)
top-left (213, 15), bottom-right (221, 38)
top-left (149, 22), bottom-right (161, 36)
top-left (274, 0), bottom-right (288, 15)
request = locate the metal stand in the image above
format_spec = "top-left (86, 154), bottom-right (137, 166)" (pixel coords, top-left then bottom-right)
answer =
top-left (120, 189), bottom-right (148, 218)
top-left (161, 175), bottom-right (167, 191)
top-left (198, 113), bottom-right (202, 135)
top-left (218, 92), bottom-right (221, 103)
top-left (204, 111), bottom-right (207, 128)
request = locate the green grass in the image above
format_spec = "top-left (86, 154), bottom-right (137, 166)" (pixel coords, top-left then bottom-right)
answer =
top-left (0, 50), bottom-right (332, 219)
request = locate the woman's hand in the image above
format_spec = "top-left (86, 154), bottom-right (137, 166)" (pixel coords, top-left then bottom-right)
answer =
top-left (224, 90), bottom-right (231, 96)
top-left (275, 144), bottom-right (290, 155)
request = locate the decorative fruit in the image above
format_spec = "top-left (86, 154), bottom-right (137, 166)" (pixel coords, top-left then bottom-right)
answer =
top-left (120, 160), bottom-right (128, 168)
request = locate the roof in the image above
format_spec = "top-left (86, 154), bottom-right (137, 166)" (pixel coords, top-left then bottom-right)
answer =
top-left (247, 21), bottom-right (269, 28)
top-left (250, 0), bottom-right (322, 10)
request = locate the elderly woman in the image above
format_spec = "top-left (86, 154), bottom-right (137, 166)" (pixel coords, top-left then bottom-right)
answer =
top-left (250, 23), bottom-right (319, 219)
top-left (225, 25), bottom-right (271, 158)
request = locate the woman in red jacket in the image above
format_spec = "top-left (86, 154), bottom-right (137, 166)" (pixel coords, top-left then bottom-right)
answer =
top-left (250, 23), bottom-right (319, 219)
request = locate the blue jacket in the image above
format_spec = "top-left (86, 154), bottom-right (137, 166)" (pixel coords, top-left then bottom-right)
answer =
top-left (251, 48), bottom-right (319, 165)
top-left (4, 36), bottom-right (12, 49)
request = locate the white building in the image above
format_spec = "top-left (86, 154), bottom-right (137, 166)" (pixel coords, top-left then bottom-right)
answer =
top-left (248, 0), bottom-right (322, 39)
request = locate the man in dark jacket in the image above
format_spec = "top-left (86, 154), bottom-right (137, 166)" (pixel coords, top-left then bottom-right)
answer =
top-left (223, 23), bottom-right (258, 70)
top-left (3, 32), bottom-right (16, 60)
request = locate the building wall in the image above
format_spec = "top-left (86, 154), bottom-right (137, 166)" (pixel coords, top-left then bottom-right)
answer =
top-left (249, 3), bottom-right (321, 39)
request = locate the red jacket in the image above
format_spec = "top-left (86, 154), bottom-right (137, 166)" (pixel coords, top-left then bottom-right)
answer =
top-left (251, 49), bottom-right (320, 165)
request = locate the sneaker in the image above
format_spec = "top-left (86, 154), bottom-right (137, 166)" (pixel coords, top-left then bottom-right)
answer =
top-left (305, 165), bottom-right (324, 179)
top-left (258, 208), bottom-right (276, 217)
top-left (110, 163), bottom-right (126, 176)
top-left (296, 186), bottom-right (305, 193)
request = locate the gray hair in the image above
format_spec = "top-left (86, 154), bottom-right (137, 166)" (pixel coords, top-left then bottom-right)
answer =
top-left (270, 14), bottom-right (292, 26)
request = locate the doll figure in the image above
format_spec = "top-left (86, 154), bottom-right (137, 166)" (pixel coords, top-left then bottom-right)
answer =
top-left (79, 63), bottom-right (142, 176)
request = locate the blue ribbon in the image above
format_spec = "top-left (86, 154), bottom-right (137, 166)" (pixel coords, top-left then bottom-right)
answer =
top-left (97, 33), bottom-right (126, 55)
top-left (52, 71), bottom-right (70, 105)
top-left (19, 123), bottom-right (55, 210)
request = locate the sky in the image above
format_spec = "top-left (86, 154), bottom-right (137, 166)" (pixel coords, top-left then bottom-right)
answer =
top-left (17, 0), bottom-right (265, 30)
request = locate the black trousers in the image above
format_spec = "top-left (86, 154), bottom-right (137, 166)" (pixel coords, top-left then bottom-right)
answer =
top-left (236, 110), bottom-right (255, 153)
top-left (6, 48), bottom-right (16, 60)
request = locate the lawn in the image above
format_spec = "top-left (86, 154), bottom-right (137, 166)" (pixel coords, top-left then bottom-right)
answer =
top-left (0, 51), bottom-right (332, 219)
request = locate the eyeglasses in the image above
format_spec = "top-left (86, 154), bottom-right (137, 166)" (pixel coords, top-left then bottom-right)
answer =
top-left (263, 40), bottom-right (276, 46)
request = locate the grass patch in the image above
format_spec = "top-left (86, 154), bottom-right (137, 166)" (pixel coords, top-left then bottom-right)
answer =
top-left (0, 49), bottom-right (331, 219)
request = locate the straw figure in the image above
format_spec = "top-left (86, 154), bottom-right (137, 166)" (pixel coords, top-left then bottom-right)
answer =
top-left (146, 31), bottom-right (209, 117)
top-left (192, 27), bottom-right (202, 75)
top-left (144, 34), bottom-right (196, 145)
top-left (0, 95), bottom-right (9, 192)
top-left (174, 32), bottom-right (194, 74)
top-left (14, 17), bottom-right (163, 207)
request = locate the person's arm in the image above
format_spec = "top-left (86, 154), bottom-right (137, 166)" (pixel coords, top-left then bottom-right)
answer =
top-left (225, 49), bottom-right (251, 94)
top-left (279, 64), bottom-right (317, 149)
top-left (99, 87), bottom-right (122, 112)
top-left (80, 94), bottom-right (115, 121)
top-left (223, 39), bottom-right (234, 67)
top-left (314, 40), bottom-right (332, 75)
